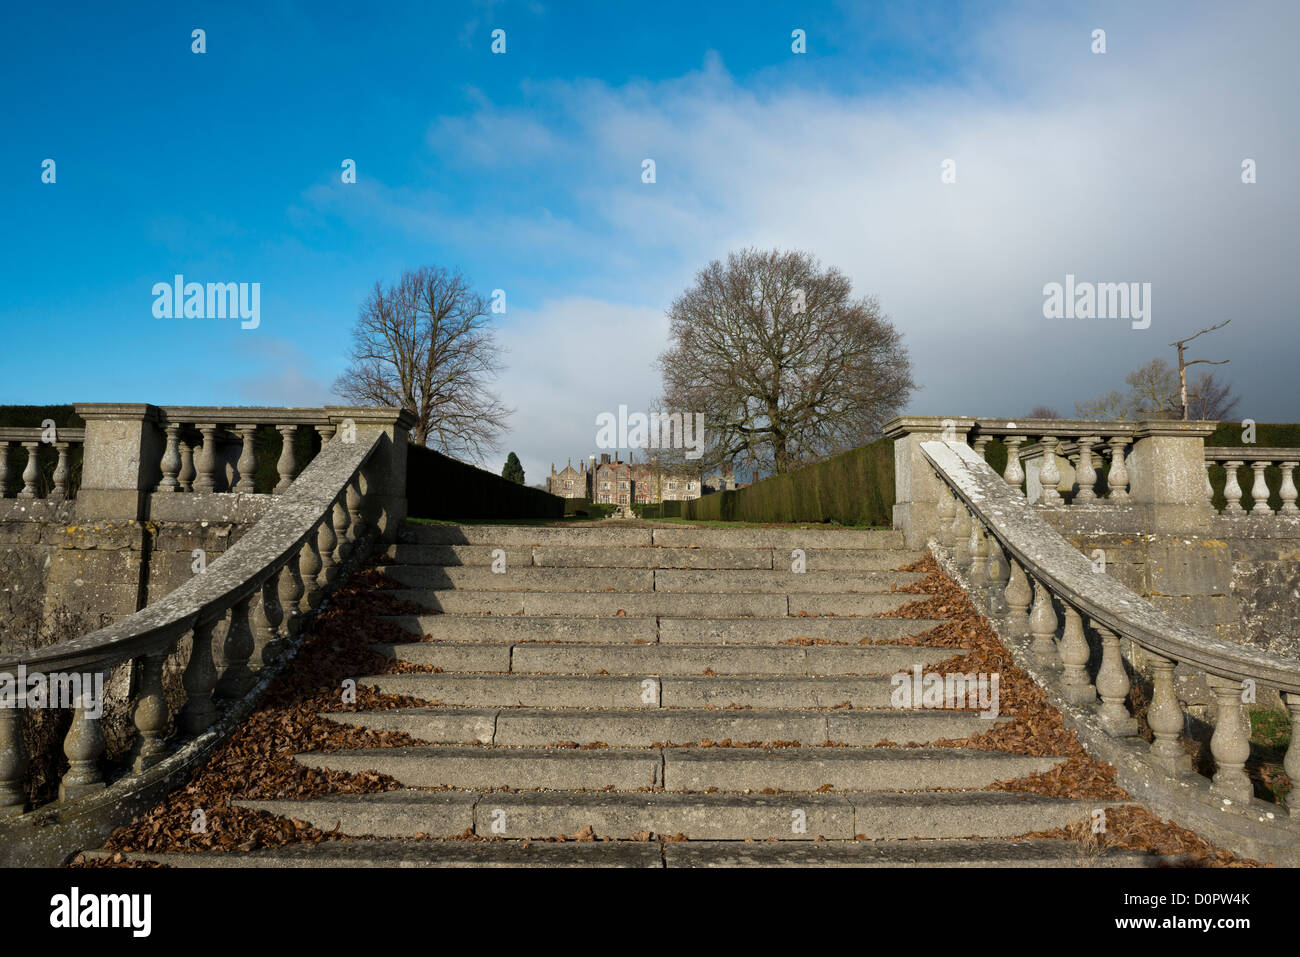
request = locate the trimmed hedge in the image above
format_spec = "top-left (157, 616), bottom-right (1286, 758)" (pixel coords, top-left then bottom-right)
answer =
top-left (564, 498), bottom-right (616, 519)
top-left (634, 501), bottom-right (683, 520)
top-left (682, 438), bottom-right (894, 526)
top-left (406, 444), bottom-right (564, 520)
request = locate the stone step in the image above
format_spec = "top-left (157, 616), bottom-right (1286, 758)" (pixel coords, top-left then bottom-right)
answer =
top-left (293, 746), bottom-right (1061, 792)
top-left (659, 839), bottom-right (1156, 868)
top-left (330, 706), bottom-right (1002, 746)
top-left (235, 789), bottom-right (1105, 841)
top-left (399, 524), bottom-right (904, 550)
top-left (374, 641), bottom-right (961, 675)
top-left (387, 590), bottom-right (916, 618)
top-left (401, 525), bottom-right (656, 547)
top-left (658, 748), bottom-right (1063, 792)
top-left (79, 837), bottom-right (1156, 868)
top-left (386, 543), bottom-right (922, 571)
top-left (653, 570), bottom-right (922, 593)
top-left (381, 614), bottom-right (945, 644)
top-left (81, 841), bottom-right (665, 868)
top-left (651, 528), bottom-right (904, 550)
top-left (378, 566), bottom-right (923, 593)
top-left (657, 617), bottom-right (945, 644)
top-left (358, 673), bottom-right (917, 708)
top-left (386, 545), bottom-right (538, 566)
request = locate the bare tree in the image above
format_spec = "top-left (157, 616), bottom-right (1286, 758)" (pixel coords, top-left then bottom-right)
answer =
top-left (1026, 406), bottom-right (1062, 419)
top-left (657, 248), bottom-right (916, 474)
top-left (1124, 358), bottom-right (1181, 417)
top-left (1186, 370), bottom-right (1240, 421)
top-left (333, 266), bottom-right (512, 458)
top-left (1074, 389), bottom-right (1131, 420)
top-left (1170, 320), bottom-right (1231, 420)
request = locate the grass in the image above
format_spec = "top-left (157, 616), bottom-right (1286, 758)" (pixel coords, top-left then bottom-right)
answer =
top-left (650, 517), bottom-right (890, 530)
top-left (1248, 707), bottom-right (1292, 804)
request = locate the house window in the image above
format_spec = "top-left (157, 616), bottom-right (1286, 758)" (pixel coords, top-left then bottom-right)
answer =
top-left (602, 482), bottom-right (610, 490)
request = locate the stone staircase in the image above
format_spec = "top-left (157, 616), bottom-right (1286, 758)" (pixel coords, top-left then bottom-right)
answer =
top-left (96, 522), bottom-right (1151, 867)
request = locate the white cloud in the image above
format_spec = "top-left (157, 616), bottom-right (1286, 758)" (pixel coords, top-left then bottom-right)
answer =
top-left (493, 297), bottom-right (668, 484)
top-left (313, 0), bottom-right (1300, 440)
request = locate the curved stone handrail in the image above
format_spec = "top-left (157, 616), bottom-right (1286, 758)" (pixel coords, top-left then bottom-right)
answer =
top-left (921, 439), bottom-right (1300, 863)
top-left (0, 430), bottom-right (383, 825)
top-left (923, 440), bottom-right (1300, 693)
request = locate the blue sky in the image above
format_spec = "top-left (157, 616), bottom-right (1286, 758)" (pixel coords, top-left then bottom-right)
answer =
top-left (2, 1), bottom-right (1297, 483)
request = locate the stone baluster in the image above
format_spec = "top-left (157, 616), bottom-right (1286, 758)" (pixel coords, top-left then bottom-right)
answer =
top-left (180, 613), bottom-right (221, 735)
top-left (250, 575), bottom-right (283, 668)
top-left (235, 424), bottom-right (259, 493)
top-left (1147, 652), bottom-right (1191, 774)
top-left (985, 535), bottom-right (1009, 616)
top-left (1222, 461), bottom-right (1245, 515)
top-left (332, 494), bottom-right (353, 564)
top-left (1058, 606), bottom-right (1095, 703)
top-left (18, 442), bottom-right (40, 499)
top-left (1093, 624), bottom-right (1136, 735)
top-left (275, 425), bottom-right (298, 493)
top-left (1207, 675), bottom-right (1253, 803)
top-left (1107, 437), bottom-right (1131, 502)
top-left (178, 436), bottom-right (197, 492)
top-left (215, 594), bottom-right (255, 698)
top-left (1074, 437), bottom-right (1099, 503)
top-left (278, 555), bottom-right (305, 639)
top-left (0, 708), bottom-right (26, 816)
top-left (951, 500), bottom-right (971, 566)
top-left (192, 424), bottom-right (219, 492)
top-left (317, 507), bottom-right (339, 590)
top-left (347, 473), bottom-right (366, 544)
top-left (1003, 557), bottom-right (1031, 637)
top-left (1249, 460), bottom-right (1272, 515)
top-left (1204, 460), bottom-right (1214, 505)
top-left (158, 424), bottom-right (182, 491)
top-left (132, 651), bottom-right (170, 771)
top-left (0, 441), bottom-right (11, 497)
top-left (968, 519), bottom-right (988, 590)
top-left (1038, 436), bottom-right (1062, 505)
top-left (59, 673), bottom-right (107, 801)
top-left (1028, 576), bottom-right (1058, 663)
top-left (1285, 693), bottom-right (1300, 818)
top-left (299, 531), bottom-right (323, 611)
top-left (50, 442), bottom-right (71, 500)
top-left (936, 487), bottom-right (955, 548)
top-left (1280, 461), bottom-right (1299, 515)
top-left (972, 435), bottom-right (991, 460)
top-left (1002, 436), bottom-right (1025, 493)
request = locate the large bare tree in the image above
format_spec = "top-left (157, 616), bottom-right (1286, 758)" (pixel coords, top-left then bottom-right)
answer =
top-left (334, 266), bottom-right (511, 458)
top-left (657, 248), bottom-right (916, 474)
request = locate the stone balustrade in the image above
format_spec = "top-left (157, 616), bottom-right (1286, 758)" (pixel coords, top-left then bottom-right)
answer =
top-left (884, 416), bottom-right (1219, 549)
top-left (1204, 448), bottom-right (1300, 517)
top-left (0, 427), bottom-right (85, 501)
top-left (924, 439), bottom-right (1300, 864)
top-left (0, 432), bottom-right (380, 820)
top-left (0, 405), bottom-right (416, 865)
top-left (151, 407), bottom-right (334, 496)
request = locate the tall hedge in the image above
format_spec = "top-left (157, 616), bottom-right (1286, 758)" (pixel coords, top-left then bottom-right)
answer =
top-left (682, 437), bottom-right (894, 526)
top-left (406, 444), bottom-right (564, 520)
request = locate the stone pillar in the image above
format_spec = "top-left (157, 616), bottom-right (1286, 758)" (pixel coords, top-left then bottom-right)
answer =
top-left (882, 417), bottom-right (975, 550)
top-left (1127, 420), bottom-right (1217, 529)
top-left (73, 404), bottom-right (164, 521)
top-left (325, 406), bottom-right (417, 544)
